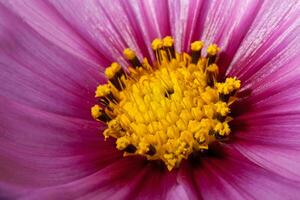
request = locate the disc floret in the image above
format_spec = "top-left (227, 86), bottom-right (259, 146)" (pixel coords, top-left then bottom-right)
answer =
top-left (91, 37), bottom-right (240, 170)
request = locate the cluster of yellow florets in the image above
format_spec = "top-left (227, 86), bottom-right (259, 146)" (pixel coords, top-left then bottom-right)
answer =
top-left (91, 36), bottom-right (240, 170)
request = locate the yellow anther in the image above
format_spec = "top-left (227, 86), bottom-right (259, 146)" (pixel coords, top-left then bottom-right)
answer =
top-left (214, 122), bottom-right (230, 136)
top-left (199, 118), bottom-right (214, 129)
top-left (95, 84), bottom-right (110, 98)
top-left (180, 110), bottom-right (193, 123)
top-left (216, 77), bottom-right (241, 94)
top-left (119, 114), bottom-right (131, 126)
top-left (180, 130), bottom-right (193, 143)
top-left (188, 120), bottom-right (201, 132)
top-left (191, 41), bottom-right (204, 51)
top-left (191, 107), bottom-right (204, 119)
top-left (116, 137), bottom-right (131, 150)
top-left (203, 105), bottom-right (215, 118)
top-left (176, 119), bottom-right (186, 131)
top-left (151, 38), bottom-right (163, 50)
top-left (163, 36), bottom-right (174, 47)
top-left (108, 119), bottom-right (122, 132)
top-left (201, 87), bottom-right (218, 104)
top-left (215, 102), bottom-right (230, 116)
top-left (167, 126), bottom-right (179, 138)
top-left (207, 64), bottom-right (219, 73)
top-left (91, 105), bottom-right (101, 120)
top-left (207, 44), bottom-right (220, 55)
top-left (92, 38), bottom-right (241, 170)
top-left (103, 129), bottom-right (110, 139)
top-left (195, 131), bottom-right (206, 143)
top-left (138, 141), bottom-right (149, 154)
top-left (123, 48), bottom-right (136, 60)
top-left (105, 62), bottom-right (121, 79)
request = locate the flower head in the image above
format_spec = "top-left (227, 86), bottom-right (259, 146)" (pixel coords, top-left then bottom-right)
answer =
top-left (1, 0), bottom-right (300, 199)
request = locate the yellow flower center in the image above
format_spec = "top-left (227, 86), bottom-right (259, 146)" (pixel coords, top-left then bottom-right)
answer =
top-left (91, 36), bottom-right (241, 170)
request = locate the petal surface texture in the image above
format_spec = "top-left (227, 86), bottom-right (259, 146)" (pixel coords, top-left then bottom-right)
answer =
top-left (1, 0), bottom-right (300, 199)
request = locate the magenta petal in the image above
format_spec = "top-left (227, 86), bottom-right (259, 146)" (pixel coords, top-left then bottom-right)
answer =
top-left (47, 0), bottom-right (170, 65)
top-left (228, 0), bottom-right (300, 83)
top-left (165, 184), bottom-right (190, 200)
top-left (168, 0), bottom-right (205, 51)
top-left (0, 3), bottom-right (107, 118)
top-left (123, 0), bottom-right (171, 62)
top-left (0, 97), bottom-right (120, 188)
top-left (177, 162), bottom-right (203, 200)
top-left (0, 182), bottom-right (28, 199)
top-left (0, 98), bottom-right (181, 199)
top-left (21, 159), bottom-right (181, 200)
top-left (169, 0), bottom-right (262, 50)
top-left (168, 0), bottom-right (264, 77)
top-left (232, 66), bottom-right (300, 182)
top-left (194, 147), bottom-right (300, 199)
top-left (1, 0), bottom-right (109, 67)
top-left (133, 166), bottom-right (178, 200)
top-left (20, 158), bottom-right (147, 199)
top-left (233, 143), bottom-right (300, 182)
top-left (235, 111), bottom-right (300, 149)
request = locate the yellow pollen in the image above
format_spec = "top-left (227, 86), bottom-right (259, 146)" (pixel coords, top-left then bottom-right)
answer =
top-left (216, 77), bottom-right (241, 95)
top-left (214, 122), bottom-right (230, 136)
top-left (151, 38), bottom-right (163, 50)
top-left (95, 84), bottom-right (110, 98)
top-left (191, 41), bottom-right (204, 51)
top-left (163, 36), bottom-right (174, 47)
top-left (91, 105), bottom-right (102, 120)
top-left (207, 64), bottom-right (219, 73)
top-left (215, 102), bottom-right (230, 116)
top-left (92, 37), bottom-right (241, 171)
top-left (123, 48), bottom-right (136, 60)
top-left (105, 62), bottom-right (121, 79)
top-left (207, 44), bottom-right (220, 55)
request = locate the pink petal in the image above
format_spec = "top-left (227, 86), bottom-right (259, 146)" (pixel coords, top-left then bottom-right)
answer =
top-left (168, 0), bottom-right (263, 77)
top-left (194, 147), bottom-right (300, 199)
top-left (177, 162), bottom-right (203, 200)
top-left (20, 158), bottom-right (161, 200)
top-left (233, 143), bottom-right (300, 183)
top-left (123, 0), bottom-right (171, 62)
top-left (231, 64), bottom-right (300, 182)
top-left (47, 0), bottom-right (170, 65)
top-left (0, 98), bottom-right (180, 199)
top-left (1, 0), bottom-right (109, 67)
top-left (165, 184), bottom-right (190, 200)
top-left (227, 0), bottom-right (300, 84)
top-left (0, 97), bottom-right (120, 188)
top-left (0, 182), bottom-right (28, 199)
top-left (0, 3), bottom-right (106, 118)
top-left (134, 164), bottom-right (178, 200)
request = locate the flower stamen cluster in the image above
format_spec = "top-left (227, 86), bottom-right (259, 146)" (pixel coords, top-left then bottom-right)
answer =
top-left (91, 36), bottom-right (240, 170)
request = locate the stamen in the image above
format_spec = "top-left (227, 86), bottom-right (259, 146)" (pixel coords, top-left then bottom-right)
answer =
top-left (123, 48), bottom-right (142, 68)
top-left (191, 41), bottom-right (204, 64)
top-left (151, 38), bottom-right (163, 63)
top-left (105, 62), bottom-right (125, 90)
top-left (206, 63), bottom-right (219, 87)
top-left (95, 84), bottom-right (119, 105)
top-left (91, 105), bottom-right (111, 122)
top-left (163, 36), bottom-right (176, 60)
top-left (206, 44), bottom-right (220, 65)
top-left (92, 37), bottom-right (241, 171)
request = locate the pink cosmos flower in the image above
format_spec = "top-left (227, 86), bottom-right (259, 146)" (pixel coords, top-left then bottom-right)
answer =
top-left (1, 0), bottom-right (300, 199)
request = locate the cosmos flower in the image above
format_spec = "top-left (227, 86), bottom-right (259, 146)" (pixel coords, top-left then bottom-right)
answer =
top-left (1, 0), bottom-right (300, 199)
